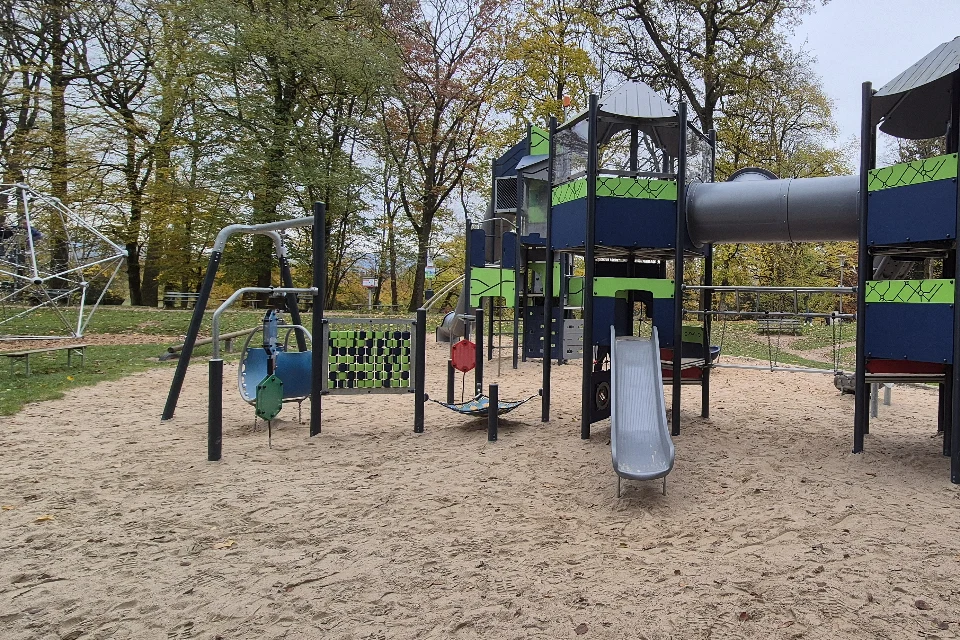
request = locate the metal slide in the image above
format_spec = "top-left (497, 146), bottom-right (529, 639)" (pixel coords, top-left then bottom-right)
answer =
top-left (610, 325), bottom-right (675, 497)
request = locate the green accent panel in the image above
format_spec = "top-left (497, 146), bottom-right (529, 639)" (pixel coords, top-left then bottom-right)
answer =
top-left (568, 277), bottom-right (584, 307)
top-left (530, 126), bottom-right (549, 156)
top-left (867, 154), bottom-right (958, 191)
top-left (864, 279), bottom-right (955, 303)
top-left (682, 325), bottom-right (704, 343)
top-left (552, 179), bottom-right (587, 205)
top-left (592, 277), bottom-right (674, 299)
top-left (469, 267), bottom-right (516, 307)
top-left (552, 177), bottom-right (678, 205)
top-left (596, 176), bottom-right (677, 201)
top-left (255, 374), bottom-right (283, 420)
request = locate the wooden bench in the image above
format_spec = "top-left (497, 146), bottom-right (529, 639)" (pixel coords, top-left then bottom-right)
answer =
top-left (163, 292), bottom-right (201, 309)
top-left (756, 317), bottom-right (802, 335)
top-left (2, 343), bottom-right (88, 376)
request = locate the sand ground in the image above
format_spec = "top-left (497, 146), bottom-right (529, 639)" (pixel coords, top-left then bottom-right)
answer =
top-left (1, 340), bottom-right (959, 639)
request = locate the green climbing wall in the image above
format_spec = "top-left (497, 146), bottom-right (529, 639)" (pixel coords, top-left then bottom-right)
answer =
top-left (324, 321), bottom-right (415, 394)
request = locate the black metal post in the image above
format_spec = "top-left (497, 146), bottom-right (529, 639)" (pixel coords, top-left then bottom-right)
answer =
top-left (488, 383), bottom-right (499, 442)
top-left (162, 250), bottom-right (222, 420)
top-left (278, 252), bottom-right (307, 352)
top-left (513, 245), bottom-right (520, 369)
top-left (950, 67), bottom-right (960, 483)
top-left (542, 116), bottom-right (557, 422)
top-left (702, 243), bottom-right (713, 419)
top-left (853, 83), bottom-right (873, 453)
top-left (487, 295), bottom-right (494, 361)
top-left (310, 202), bottom-right (325, 437)
top-left (558, 253), bottom-right (570, 365)
top-left (464, 218), bottom-right (472, 339)
top-left (701, 129), bottom-right (716, 419)
top-left (475, 306), bottom-right (484, 396)
top-left (581, 94), bottom-right (599, 440)
top-left (415, 307), bottom-right (426, 433)
top-left (447, 359), bottom-right (455, 403)
top-left (208, 358), bottom-right (223, 461)
top-left (671, 103), bottom-right (688, 436)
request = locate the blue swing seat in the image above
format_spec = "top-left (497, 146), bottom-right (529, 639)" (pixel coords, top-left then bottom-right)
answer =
top-left (239, 349), bottom-right (313, 404)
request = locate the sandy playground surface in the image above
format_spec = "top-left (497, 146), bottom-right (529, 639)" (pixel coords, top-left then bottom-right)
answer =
top-left (1, 339), bottom-right (960, 639)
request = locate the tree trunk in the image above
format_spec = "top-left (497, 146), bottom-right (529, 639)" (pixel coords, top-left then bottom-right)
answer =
top-left (47, 0), bottom-right (70, 286)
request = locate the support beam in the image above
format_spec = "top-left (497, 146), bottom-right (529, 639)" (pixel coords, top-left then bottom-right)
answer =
top-left (581, 94), bottom-right (599, 440)
top-left (671, 103), bottom-right (688, 436)
top-left (310, 202), bottom-right (325, 437)
top-left (542, 117), bottom-right (557, 422)
top-left (854, 82), bottom-right (873, 453)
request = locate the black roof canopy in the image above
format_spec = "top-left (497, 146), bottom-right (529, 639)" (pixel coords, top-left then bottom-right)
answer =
top-left (872, 36), bottom-right (960, 140)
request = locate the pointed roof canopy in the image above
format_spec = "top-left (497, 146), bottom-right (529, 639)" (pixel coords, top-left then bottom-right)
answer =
top-left (560, 81), bottom-right (683, 154)
top-left (872, 36), bottom-right (960, 140)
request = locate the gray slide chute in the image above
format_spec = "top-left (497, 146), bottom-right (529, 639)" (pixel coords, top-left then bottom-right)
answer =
top-left (610, 325), bottom-right (675, 497)
top-left (687, 171), bottom-right (860, 245)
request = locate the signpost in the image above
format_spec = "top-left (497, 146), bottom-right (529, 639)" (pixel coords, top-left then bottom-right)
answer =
top-left (362, 277), bottom-right (379, 310)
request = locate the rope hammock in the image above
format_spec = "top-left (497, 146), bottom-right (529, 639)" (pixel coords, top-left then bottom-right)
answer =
top-left (429, 392), bottom-right (539, 418)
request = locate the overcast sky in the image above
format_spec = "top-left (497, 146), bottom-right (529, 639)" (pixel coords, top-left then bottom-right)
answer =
top-left (792, 0), bottom-right (960, 154)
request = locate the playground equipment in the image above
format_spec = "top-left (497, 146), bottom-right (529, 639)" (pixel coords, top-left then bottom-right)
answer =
top-left (433, 305), bottom-right (541, 439)
top-left (854, 36), bottom-right (960, 483)
top-left (0, 183), bottom-right (127, 339)
top-left (484, 44), bottom-right (960, 485)
top-left (610, 326), bottom-right (674, 497)
top-left (160, 205), bottom-right (428, 460)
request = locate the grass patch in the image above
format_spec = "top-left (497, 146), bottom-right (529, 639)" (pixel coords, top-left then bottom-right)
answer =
top-left (0, 344), bottom-right (177, 416)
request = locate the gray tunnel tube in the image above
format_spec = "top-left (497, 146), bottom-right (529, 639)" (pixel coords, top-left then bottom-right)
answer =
top-left (687, 174), bottom-right (860, 246)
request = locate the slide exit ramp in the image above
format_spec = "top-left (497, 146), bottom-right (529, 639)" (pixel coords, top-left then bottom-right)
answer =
top-left (610, 325), bottom-right (676, 497)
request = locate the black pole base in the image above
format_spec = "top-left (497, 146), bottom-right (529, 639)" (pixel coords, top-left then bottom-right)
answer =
top-left (488, 384), bottom-right (499, 442)
top-left (208, 359), bottom-right (223, 461)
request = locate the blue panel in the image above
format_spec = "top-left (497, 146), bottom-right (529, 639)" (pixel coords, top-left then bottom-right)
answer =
top-left (242, 350), bottom-right (313, 400)
top-left (523, 305), bottom-right (563, 359)
top-left (865, 303), bottom-right (953, 364)
top-left (868, 179), bottom-right (957, 246)
top-left (469, 228), bottom-right (486, 267)
top-left (502, 231), bottom-right (517, 269)
top-left (596, 197), bottom-right (676, 249)
top-left (521, 233), bottom-right (545, 246)
top-left (277, 351), bottom-right (313, 398)
top-left (494, 140), bottom-right (527, 178)
top-left (652, 303), bottom-right (675, 347)
top-left (551, 199), bottom-right (586, 250)
top-left (551, 197), bottom-right (682, 251)
top-left (593, 298), bottom-right (630, 346)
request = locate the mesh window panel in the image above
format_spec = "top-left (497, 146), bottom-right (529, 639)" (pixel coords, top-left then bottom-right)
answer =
top-left (495, 177), bottom-right (518, 211)
top-left (553, 123), bottom-right (589, 185)
top-left (685, 131), bottom-right (713, 184)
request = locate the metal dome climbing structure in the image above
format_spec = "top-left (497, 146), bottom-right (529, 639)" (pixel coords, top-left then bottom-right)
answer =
top-left (0, 183), bottom-right (127, 339)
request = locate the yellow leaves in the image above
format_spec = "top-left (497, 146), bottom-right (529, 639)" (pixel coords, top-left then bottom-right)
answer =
top-left (35, 515), bottom-right (55, 522)
top-left (213, 539), bottom-right (236, 549)
top-left (1, 505), bottom-right (14, 510)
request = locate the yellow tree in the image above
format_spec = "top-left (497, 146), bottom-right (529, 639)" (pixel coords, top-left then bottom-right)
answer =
top-left (497, 0), bottom-right (603, 127)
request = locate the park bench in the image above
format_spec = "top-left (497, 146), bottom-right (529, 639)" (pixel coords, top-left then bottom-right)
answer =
top-left (28, 288), bottom-right (74, 306)
top-left (2, 343), bottom-right (88, 376)
top-left (163, 292), bottom-right (201, 309)
top-left (756, 317), bottom-right (803, 335)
